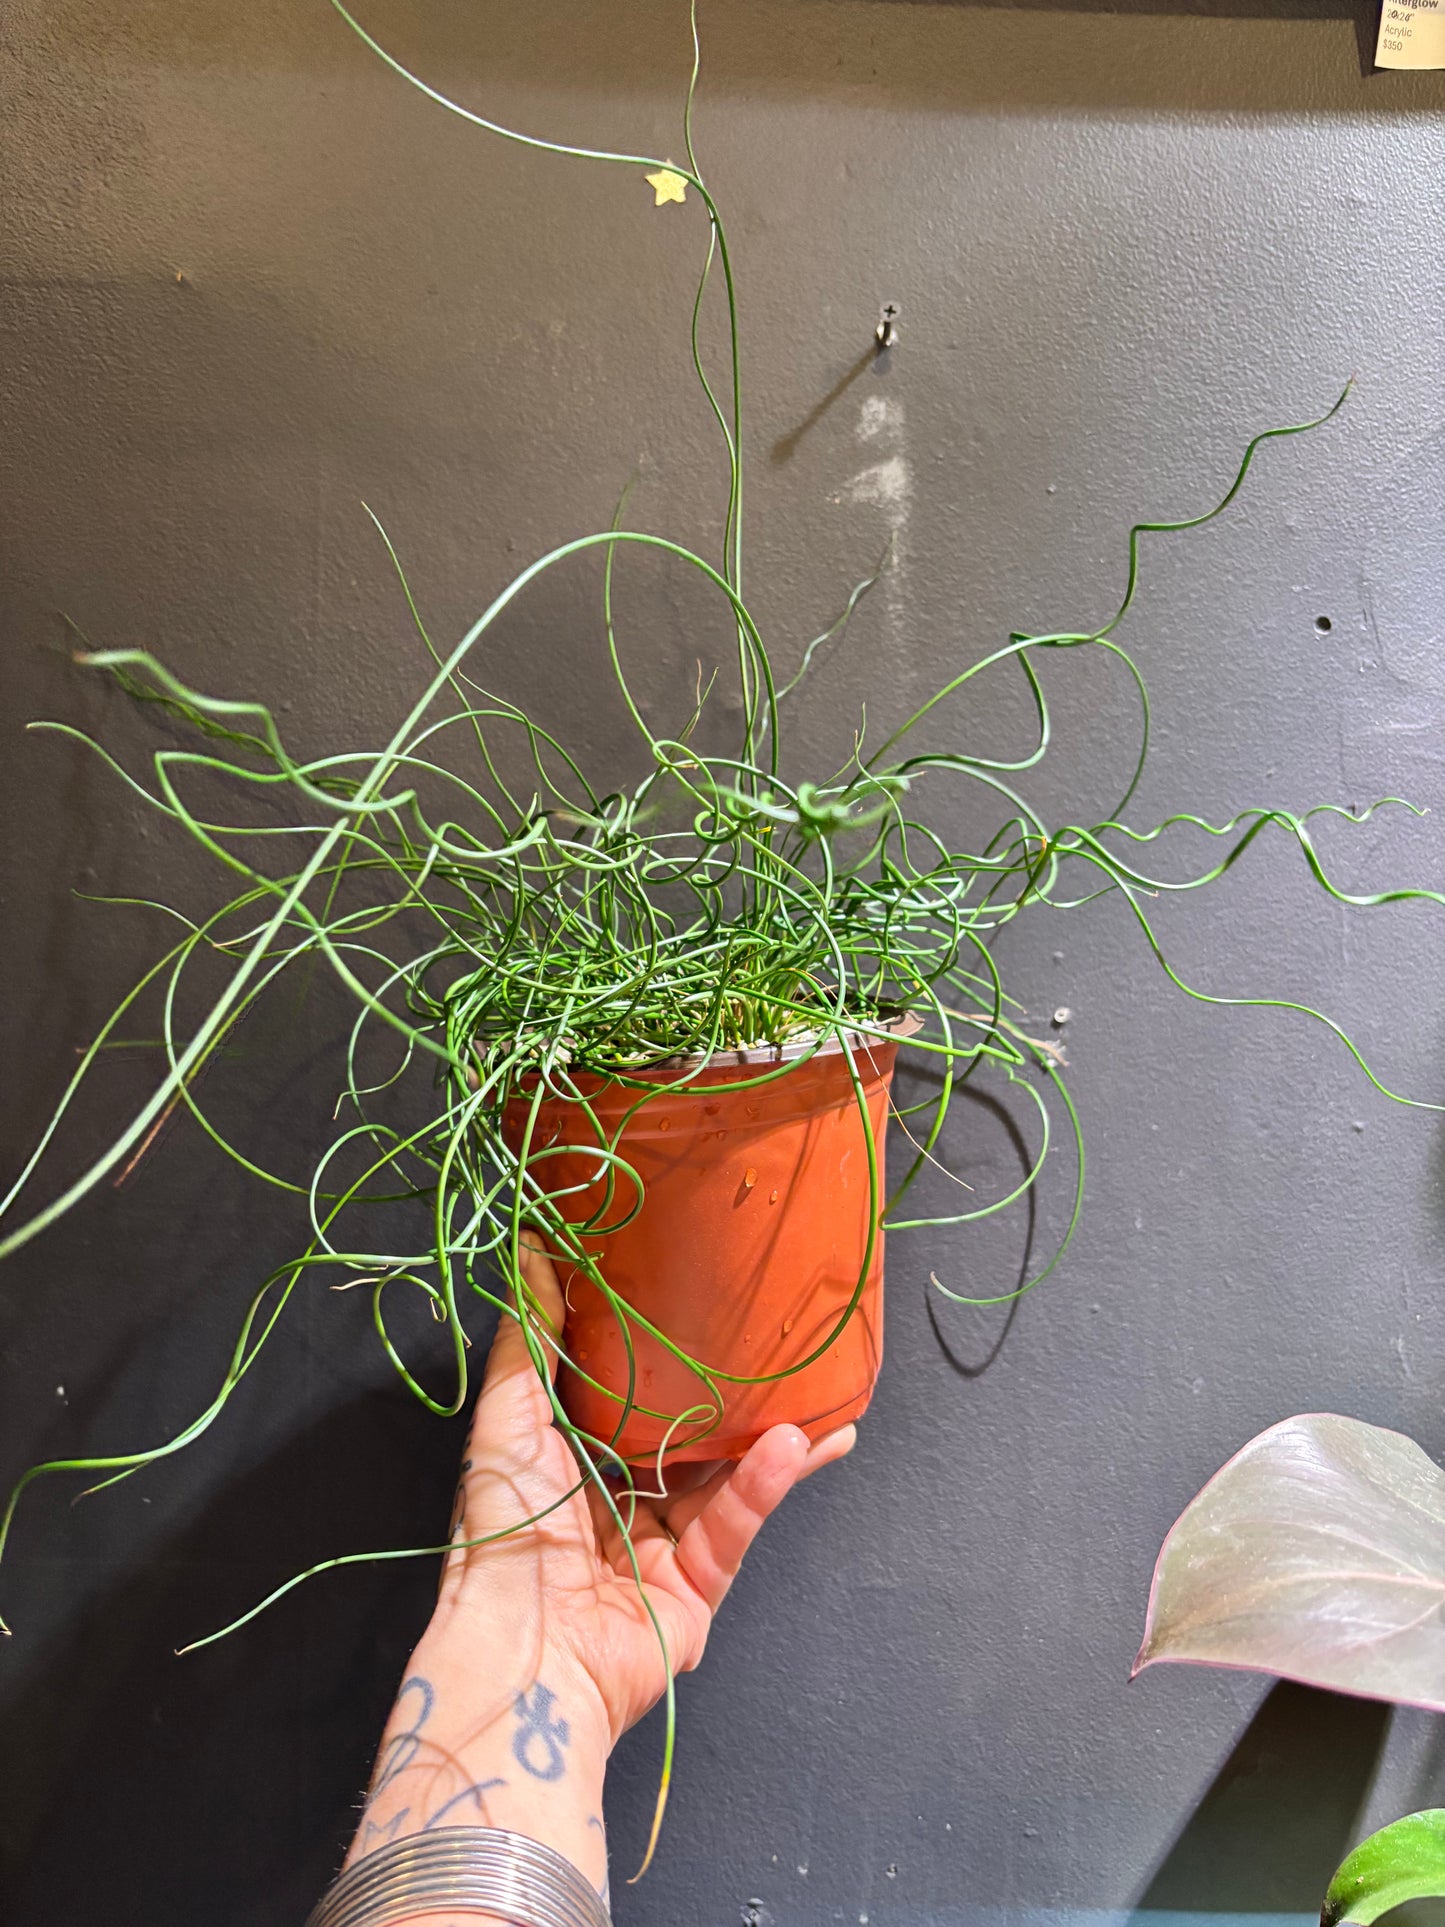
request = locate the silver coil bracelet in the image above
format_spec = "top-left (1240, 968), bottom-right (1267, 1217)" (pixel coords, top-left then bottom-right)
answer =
top-left (304, 1827), bottom-right (613, 1927)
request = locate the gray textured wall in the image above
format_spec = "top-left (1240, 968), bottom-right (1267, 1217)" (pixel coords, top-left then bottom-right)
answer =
top-left (2, 3), bottom-right (1444, 1923)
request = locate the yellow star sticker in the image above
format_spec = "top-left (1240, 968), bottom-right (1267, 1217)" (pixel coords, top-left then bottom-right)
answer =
top-left (645, 166), bottom-right (688, 207)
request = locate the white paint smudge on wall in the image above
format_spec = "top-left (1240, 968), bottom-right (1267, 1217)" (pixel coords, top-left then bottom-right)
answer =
top-left (831, 390), bottom-right (913, 681)
top-left (857, 393), bottom-right (903, 441)
top-left (841, 454), bottom-right (911, 511)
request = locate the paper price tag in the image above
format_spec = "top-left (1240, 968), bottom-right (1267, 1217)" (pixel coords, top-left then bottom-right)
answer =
top-left (1376, 0), bottom-right (1445, 67)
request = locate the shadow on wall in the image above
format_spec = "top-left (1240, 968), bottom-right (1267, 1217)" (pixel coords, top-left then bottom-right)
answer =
top-left (918, 1079), bottom-right (1037, 1377)
top-left (1130, 1678), bottom-right (1391, 1916)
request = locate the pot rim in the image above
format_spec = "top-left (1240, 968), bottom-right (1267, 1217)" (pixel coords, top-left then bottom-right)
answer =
top-left (482, 1008), bottom-right (924, 1096)
top-left (583, 1004), bottom-right (923, 1075)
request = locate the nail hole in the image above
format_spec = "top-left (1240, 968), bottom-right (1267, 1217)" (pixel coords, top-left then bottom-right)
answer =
top-left (1314, 615), bottom-right (1333, 634)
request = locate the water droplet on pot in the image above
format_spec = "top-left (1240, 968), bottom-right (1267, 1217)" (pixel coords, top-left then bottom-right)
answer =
top-left (717, 1129), bottom-right (726, 1140)
top-left (659, 1117), bottom-right (671, 1131)
top-left (782, 1318), bottom-right (794, 1334)
top-left (744, 1167), bottom-right (758, 1188)
top-left (769, 1188), bottom-right (779, 1203)
top-left (705, 1102), bottom-right (721, 1116)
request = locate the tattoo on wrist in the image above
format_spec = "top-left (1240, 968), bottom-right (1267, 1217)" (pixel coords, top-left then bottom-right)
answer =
top-left (589, 1813), bottom-right (609, 1906)
top-left (361, 1670), bottom-right (590, 1876)
top-left (358, 1808), bottom-right (409, 1852)
top-left (512, 1682), bottom-right (571, 1781)
top-left (360, 1671), bottom-right (517, 1854)
top-left (422, 1777), bottom-right (508, 1831)
top-left (369, 1674), bottom-right (435, 1802)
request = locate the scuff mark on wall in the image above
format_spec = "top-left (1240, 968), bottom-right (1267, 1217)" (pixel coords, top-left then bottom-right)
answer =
top-left (832, 393), bottom-right (913, 692)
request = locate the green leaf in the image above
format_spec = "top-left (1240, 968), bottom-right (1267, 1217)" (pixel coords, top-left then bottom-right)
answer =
top-left (1322, 1811), bottom-right (1445, 1926)
top-left (1135, 1414), bottom-right (1445, 1711)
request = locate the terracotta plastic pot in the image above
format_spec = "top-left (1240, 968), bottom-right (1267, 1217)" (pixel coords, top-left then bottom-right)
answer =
top-left (501, 1016), bottom-right (914, 1463)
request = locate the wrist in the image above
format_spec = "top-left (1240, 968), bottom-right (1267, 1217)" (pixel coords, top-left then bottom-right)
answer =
top-left (426, 1577), bottom-right (615, 1752)
top-left (420, 1596), bottom-right (614, 1783)
top-left (348, 1623), bottom-right (611, 1905)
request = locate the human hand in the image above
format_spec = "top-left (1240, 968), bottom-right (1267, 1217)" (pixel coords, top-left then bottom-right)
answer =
top-left (438, 1236), bottom-right (857, 1739)
top-left (348, 1237), bottom-right (855, 1901)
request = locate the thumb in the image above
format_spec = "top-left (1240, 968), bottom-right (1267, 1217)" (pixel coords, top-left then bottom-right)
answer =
top-left (472, 1234), bottom-right (567, 1435)
top-left (515, 1232), bottom-right (566, 1366)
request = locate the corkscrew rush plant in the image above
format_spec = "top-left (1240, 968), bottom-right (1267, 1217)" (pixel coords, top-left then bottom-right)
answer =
top-left (2, 0), bottom-right (1442, 1874)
